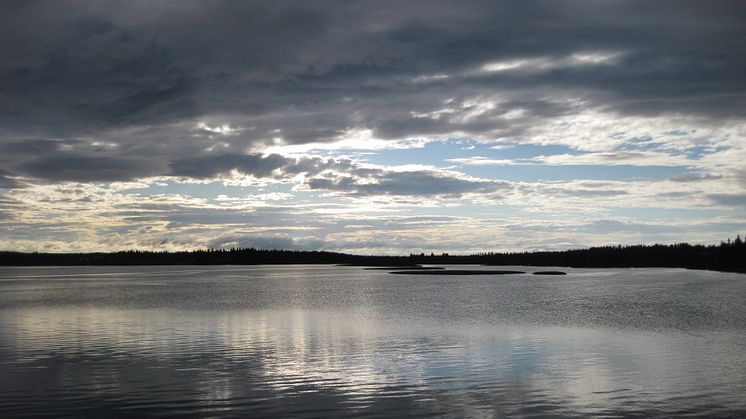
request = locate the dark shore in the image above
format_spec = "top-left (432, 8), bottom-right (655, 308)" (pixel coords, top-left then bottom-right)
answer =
top-left (0, 238), bottom-right (744, 274)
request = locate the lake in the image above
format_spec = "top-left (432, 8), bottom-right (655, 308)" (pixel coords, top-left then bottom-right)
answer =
top-left (0, 265), bottom-right (745, 417)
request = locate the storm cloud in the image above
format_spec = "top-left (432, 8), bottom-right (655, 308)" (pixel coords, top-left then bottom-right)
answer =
top-left (2, 1), bottom-right (745, 161)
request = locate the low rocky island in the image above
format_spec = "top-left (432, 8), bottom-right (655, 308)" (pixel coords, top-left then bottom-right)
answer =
top-left (365, 266), bottom-right (445, 271)
top-left (390, 269), bottom-right (525, 275)
top-left (533, 271), bottom-right (567, 275)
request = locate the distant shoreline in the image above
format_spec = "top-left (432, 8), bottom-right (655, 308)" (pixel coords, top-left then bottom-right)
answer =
top-left (0, 264), bottom-right (742, 275)
top-left (1, 239), bottom-right (744, 273)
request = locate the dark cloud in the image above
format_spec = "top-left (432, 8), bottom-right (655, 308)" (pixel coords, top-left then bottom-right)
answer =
top-left (0, 0), bottom-right (743, 178)
top-left (170, 154), bottom-right (293, 179)
top-left (0, 168), bottom-right (22, 188)
top-left (19, 155), bottom-right (164, 182)
top-left (0, 8), bottom-right (196, 136)
top-left (170, 153), bottom-right (354, 180)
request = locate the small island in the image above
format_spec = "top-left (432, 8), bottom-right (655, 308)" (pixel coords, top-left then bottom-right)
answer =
top-left (364, 266), bottom-right (445, 271)
top-left (390, 269), bottom-right (526, 275)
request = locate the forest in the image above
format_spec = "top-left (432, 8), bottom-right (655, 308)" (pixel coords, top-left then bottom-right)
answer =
top-left (1, 236), bottom-right (744, 273)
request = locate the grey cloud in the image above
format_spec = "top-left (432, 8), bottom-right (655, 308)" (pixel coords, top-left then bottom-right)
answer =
top-left (0, 139), bottom-right (174, 183)
top-left (19, 155), bottom-right (165, 182)
top-left (170, 154), bottom-right (292, 179)
top-left (656, 191), bottom-right (690, 199)
top-left (0, 168), bottom-right (22, 188)
top-left (0, 0), bottom-right (744, 180)
top-left (0, 139), bottom-right (82, 157)
top-left (582, 220), bottom-right (685, 235)
top-left (0, 196), bottom-right (19, 221)
top-left (208, 235), bottom-right (325, 251)
top-left (502, 219), bottom-right (743, 241)
top-left (707, 194), bottom-right (746, 207)
top-left (171, 152), bottom-right (504, 197)
top-left (307, 170), bottom-right (504, 197)
top-left (669, 172), bottom-right (723, 182)
top-left (103, 200), bottom-right (343, 233)
top-left (0, 177), bottom-right (20, 189)
top-left (323, 236), bottom-right (441, 252)
top-left (389, 215), bottom-right (467, 224)
top-left (0, 10), bottom-right (196, 136)
top-left (170, 153), bottom-right (355, 180)
top-left (528, 185), bottom-right (629, 198)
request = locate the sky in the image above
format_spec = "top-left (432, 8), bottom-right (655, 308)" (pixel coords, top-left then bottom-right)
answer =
top-left (1, 0), bottom-right (745, 254)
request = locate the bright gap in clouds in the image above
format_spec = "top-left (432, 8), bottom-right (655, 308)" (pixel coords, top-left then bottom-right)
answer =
top-left (480, 51), bottom-right (622, 73)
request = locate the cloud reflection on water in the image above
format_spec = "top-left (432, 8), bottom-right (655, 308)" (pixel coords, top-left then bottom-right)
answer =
top-left (2, 301), bottom-right (745, 417)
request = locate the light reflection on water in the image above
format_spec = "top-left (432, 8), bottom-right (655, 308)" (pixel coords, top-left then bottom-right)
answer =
top-left (0, 265), bottom-right (745, 417)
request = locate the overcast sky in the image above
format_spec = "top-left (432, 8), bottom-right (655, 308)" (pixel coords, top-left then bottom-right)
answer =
top-left (1, 0), bottom-right (745, 253)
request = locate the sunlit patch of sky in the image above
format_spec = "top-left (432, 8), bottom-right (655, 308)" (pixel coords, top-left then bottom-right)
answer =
top-left (360, 141), bottom-right (583, 166)
top-left (121, 181), bottom-right (294, 201)
top-left (458, 164), bottom-right (687, 182)
top-left (348, 141), bottom-right (689, 182)
top-left (614, 135), bottom-right (662, 151)
top-left (682, 145), bottom-right (730, 160)
top-left (121, 181), bottom-right (249, 199)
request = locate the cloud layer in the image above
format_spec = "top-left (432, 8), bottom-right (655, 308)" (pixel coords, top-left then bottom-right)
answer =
top-left (0, 1), bottom-right (745, 252)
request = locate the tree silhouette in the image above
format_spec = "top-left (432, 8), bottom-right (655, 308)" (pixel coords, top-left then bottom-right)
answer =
top-left (1, 235), bottom-right (744, 273)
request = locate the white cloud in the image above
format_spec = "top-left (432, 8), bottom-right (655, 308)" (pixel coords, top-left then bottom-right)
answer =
top-left (263, 129), bottom-right (434, 154)
top-left (536, 151), bottom-right (693, 166)
top-left (446, 156), bottom-right (519, 166)
top-left (480, 51), bottom-right (623, 74)
top-left (196, 122), bottom-right (244, 136)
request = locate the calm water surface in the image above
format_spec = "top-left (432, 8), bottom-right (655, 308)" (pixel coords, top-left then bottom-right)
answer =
top-left (0, 265), bottom-right (745, 417)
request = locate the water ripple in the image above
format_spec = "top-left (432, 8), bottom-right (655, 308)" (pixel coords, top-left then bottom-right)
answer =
top-left (1, 265), bottom-right (745, 417)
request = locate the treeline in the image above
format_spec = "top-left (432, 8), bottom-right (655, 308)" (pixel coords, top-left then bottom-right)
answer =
top-left (0, 248), bottom-right (405, 267)
top-left (479, 238), bottom-right (746, 272)
top-left (406, 236), bottom-right (746, 273)
top-left (0, 236), bottom-right (744, 273)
